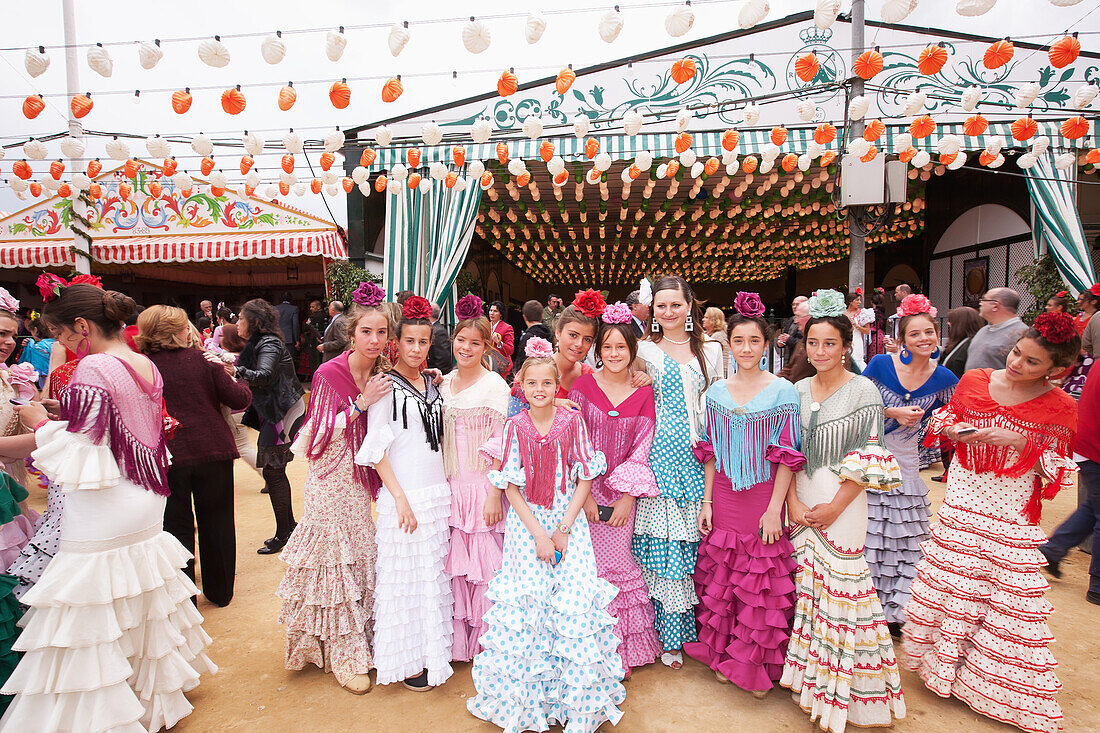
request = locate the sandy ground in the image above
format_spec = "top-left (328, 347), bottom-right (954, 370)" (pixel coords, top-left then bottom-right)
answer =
top-left (23, 451), bottom-right (1100, 733)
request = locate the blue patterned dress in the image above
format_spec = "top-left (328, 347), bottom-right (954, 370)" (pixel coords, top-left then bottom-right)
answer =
top-left (631, 339), bottom-right (723, 651)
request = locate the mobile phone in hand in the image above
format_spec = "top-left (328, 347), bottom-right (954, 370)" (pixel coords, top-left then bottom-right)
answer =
top-left (597, 504), bottom-right (614, 522)
top-left (8, 398), bottom-right (30, 406)
top-left (955, 427), bottom-right (978, 437)
top-left (553, 550), bottom-right (562, 565)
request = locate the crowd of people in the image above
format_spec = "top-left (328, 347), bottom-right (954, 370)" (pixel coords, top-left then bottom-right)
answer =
top-left (0, 270), bottom-right (1093, 733)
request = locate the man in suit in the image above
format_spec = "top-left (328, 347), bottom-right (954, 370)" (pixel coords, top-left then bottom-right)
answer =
top-left (627, 290), bottom-right (649, 337)
top-left (427, 304), bottom-right (453, 374)
top-left (275, 292), bottom-right (300, 346)
top-left (194, 299), bottom-right (214, 325)
top-left (319, 300), bottom-right (349, 362)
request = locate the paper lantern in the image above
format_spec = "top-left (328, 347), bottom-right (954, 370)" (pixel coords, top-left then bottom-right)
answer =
top-left (22, 94), bottom-right (44, 120)
top-left (599, 8), bottom-right (623, 42)
top-left (553, 170), bottom-right (569, 187)
top-left (848, 95), bottom-right (870, 120)
top-left (665, 160), bottom-right (681, 177)
top-left (814, 122), bottom-right (837, 145)
top-left (148, 180), bottom-right (163, 198)
top-left (87, 182), bottom-right (103, 199)
top-left (960, 86), bottom-right (981, 112)
top-left (1061, 116), bottom-right (1089, 140)
top-left (671, 58), bottom-right (697, 84)
top-left (909, 115), bottom-right (936, 139)
top-left (1073, 83), bottom-right (1098, 110)
top-left (899, 147), bottom-right (918, 163)
top-left (555, 66), bottom-right (576, 95)
top-left (526, 12), bottom-right (547, 43)
top-left (279, 181), bottom-right (291, 196)
top-left (326, 28), bottom-right (347, 62)
top-left (105, 137), bottom-right (130, 161)
top-left (918, 43), bottom-right (948, 75)
top-left (281, 154), bottom-right (295, 173)
top-left (738, 0), bottom-right (769, 29)
top-left (1032, 137), bottom-right (1050, 155)
top-left (330, 79), bottom-right (352, 108)
top-left (468, 161), bottom-right (485, 179)
top-left (49, 160), bottom-right (65, 180)
top-left (853, 48), bottom-right (883, 79)
top-left (488, 142), bottom-right (506, 166)
top-left (522, 117), bottom-right (544, 140)
top-left (117, 181), bottom-right (132, 201)
top-left (743, 104), bottom-right (761, 125)
top-left (449, 146), bottom-right (465, 167)
top-left (70, 93), bottom-right (93, 119)
top-left (795, 52), bottom-right (819, 82)
top-left (1011, 116), bottom-right (1038, 141)
top-left (1087, 148), bottom-right (1100, 165)
top-left (240, 156), bottom-right (255, 175)
top-left (767, 127), bottom-right (787, 147)
top-left (536, 141), bottom-right (556, 163)
top-left (145, 135), bottom-right (170, 159)
top-left (962, 114), bottom-right (989, 136)
top-left (938, 152), bottom-right (958, 166)
top-left (903, 91), bottom-right (927, 117)
top-left (978, 150), bottom-right (997, 166)
top-left (262, 32), bottom-right (286, 64)
top-left (388, 23), bottom-right (410, 57)
top-left (1049, 34), bottom-right (1080, 69)
top-left (781, 153), bottom-right (798, 172)
top-left (60, 136), bottom-right (84, 159)
top-left (278, 83), bottom-right (296, 111)
top-left (1015, 82), bottom-right (1041, 109)
top-left (462, 17), bottom-right (491, 54)
top-left (741, 156), bottom-right (758, 174)
top-left (516, 171), bottom-right (531, 187)
top-left (162, 158), bottom-right (177, 176)
top-left (25, 46), bottom-right (49, 78)
top-left (983, 38), bottom-right (1014, 69)
top-left (480, 171), bottom-right (494, 190)
top-left (87, 43), bottom-right (113, 77)
top-left (419, 121), bottom-right (443, 147)
top-left (374, 175), bottom-right (388, 193)
top-left (863, 119), bottom-right (886, 142)
top-left (138, 39), bottom-right (163, 70)
top-left (221, 86), bottom-right (246, 115)
top-left (881, 0), bottom-right (919, 22)
top-left (320, 152), bottom-right (336, 171)
top-left (497, 70), bottom-right (518, 97)
top-left (12, 161), bottom-right (32, 180)
top-left (57, 182), bottom-right (71, 197)
top-left (406, 148), bottom-right (421, 168)
top-left (958, 0), bottom-right (996, 16)
top-left (674, 132), bottom-right (693, 154)
top-left (722, 129), bottom-right (741, 151)
top-left (172, 89), bottom-right (193, 114)
top-left (309, 178), bottom-right (322, 194)
top-left (584, 138), bottom-right (600, 159)
top-left (198, 36), bottom-right (231, 67)
top-left (200, 157), bottom-right (215, 176)
top-left (123, 159), bottom-right (140, 178)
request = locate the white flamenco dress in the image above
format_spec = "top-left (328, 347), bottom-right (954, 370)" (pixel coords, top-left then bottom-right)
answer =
top-left (0, 354), bottom-right (215, 732)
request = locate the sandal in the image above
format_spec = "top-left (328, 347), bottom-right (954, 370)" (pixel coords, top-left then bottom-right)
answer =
top-left (715, 670), bottom-right (730, 684)
top-left (340, 673), bottom-right (373, 695)
top-left (660, 651), bottom-right (683, 670)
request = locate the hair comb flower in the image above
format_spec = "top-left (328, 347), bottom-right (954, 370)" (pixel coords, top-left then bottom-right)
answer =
top-left (525, 336), bottom-right (554, 359)
top-left (351, 281), bottom-right (385, 307)
top-left (572, 288), bottom-right (607, 319)
top-left (806, 289), bottom-right (845, 318)
top-left (1091, 283), bottom-right (1100, 298)
top-left (0, 287), bottom-right (19, 314)
top-left (896, 293), bottom-right (937, 319)
top-left (638, 277), bottom-right (653, 307)
top-left (601, 302), bottom-right (631, 324)
top-left (733, 291), bottom-right (765, 318)
top-left (1055, 291), bottom-right (1068, 298)
top-left (401, 295), bottom-right (433, 321)
top-left (1033, 312), bottom-right (1076, 344)
top-left (455, 294), bottom-right (484, 321)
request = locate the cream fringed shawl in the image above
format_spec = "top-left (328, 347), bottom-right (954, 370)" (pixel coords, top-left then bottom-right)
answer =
top-left (440, 370), bottom-right (511, 477)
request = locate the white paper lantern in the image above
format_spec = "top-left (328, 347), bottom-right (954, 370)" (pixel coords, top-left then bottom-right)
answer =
top-left (421, 122), bottom-right (443, 146)
top-left (243, 131), bottom-right (265, 156)
top-left (23, 139), bottom-right (48, 160)
top-left (987, 153), bottom-right (1005, 169)
top-left (280, 171), bottom-right (298, 186)
top-left (1050, 0), bottom-right (1083, 5)
top-left (246, 171), bottom-right (261, 189)
top-left (507, 158), bottom-right (527, 176)
top-left (172, 172), bottom-right (193, 191)
top-left (371, 126), bottom-right (391, 148)
top-left (679, 149), bottom-right (697, 167)
top-left (1073, 83), bottom-right (1097, 110)
top-left (24, 47), bottom-right (49, 78)
top-left (636, 150), bottom-right (654, 170)
top-left (462, 18), bottom-right (491, 54)
top-left (146, 136), bottom-right (171, 158)
top-left (470, 119), bottom-right (492, 144)
top-left (429, 161), bottom-right (447, 180)
top-left (1031, 137), bottom-right (1050, 155)
top-left (960, 86), bottom-right (981, 112)
top-left (1014, 82), bottom-right (1041, 109)
top-left (947, 152), bottom-right (967, 170)
top-left (390, 163), bottom-right (408, 182)
top-left (191, 133), bottom-right (213, 157)
top-left (815, 0), bottom-right (842, 29)
top-left (908, 150), bottom-right (930, 168)
top-left (599, 8), bottom-right (624, 43)
top-left (881, 0), bottom-right (919, 23)
top-left (725, 160), bottom-right (740, 176)
top-left (656, 163), bottom-right (669, 179)
top-left (261, 33), bottom-right (286, 64)
top-left (418, 178), bottom-right (431, 195)
top-left (665, 5), bottom-right (695, 37)
top-left (743, 104), bottom-right (761, 126)
top-left (9, 178), bottom-right (28, 194)
top-left (352, 166), bottom-right (369, 184)
top-left (525, 13), bottom-right (547, 44)
top-left (198, 37), bottom-right (231, 68)
top-left (138, 40), bottom-right (163, 70)
top-left (357, 181), bottom-right (372, 197)
top-left (957, 0), bottom-right (996, 16)
top-left (60, 137), bottom-right (85, 159)
top-left (522, 116), bottom-right (544, 140)
top-left (690, 161), bottom-right (704, 178)
top-left (762, 144), bottom-right (781, 162)
top-left (985, 135), bottom-right (1005, 155)
top-left (847, 138), bottom-right (872, 158)
top-left (282, 130), bottom-right (303, 154)
top-left (293, 182), bottom-right (307, 196)
top-left (675, 108), bottom-right (692, 133)
top-left (264, 184), bottom-right (279, 199)
top-left (325, 29), bottom-right (347, 62)
top-left (894, 133), bottom-right (913, 153)
top-left (42, 176), bottom-right (61, 192)
top-left (1016, 153), bottom-right (1038, 170)
top-left (321, 128), bottom-right (344, 153)
top-left (105, 137), bottom-right (130, 161)
top-left (73, 172), bottom-right (91, 191)
top-left (468, 160), bottom-right (486, 179)
top-left (573, 115), bottom-right (590, 138)
top-left (621, 167), bottom-right (634, 184)
top-left (738, 0), bottom-right (769, 29)
top-left (806, 142), bottom-right (824, 158)
top-left (454, 177), bottom-right (468, 192)
top-left (759, 158), bottom-right (774, 174)
top-left (936, 135), bottom-right (962, 156)
top-left (317, 170), bottom-right (336, 186)
top-left (848, 95), bottom-right (870, 120)
top-left (594, 152), bottom-right (612, 172)
top-left (388, 23), bottom-right (410, 57)
top-left (903, 91), bottom-right (927, 116)
top-left (209, 171), bottom-right (228, 189)
top-left (86, 43), bottom-right (113, 77)
top-left (622, 110), bottom-right (644, 136)
top-left (798, 154), bottom-right (812, 172)
top-left (547, 156), bottom-right (566, 176)
top-left (797, 100), bottom-right (816, 122)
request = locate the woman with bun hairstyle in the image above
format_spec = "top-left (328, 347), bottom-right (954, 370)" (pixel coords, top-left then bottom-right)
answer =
top-left (684, 292), bottom-right (803, 697)
top-left (3, 279), bottom-right (215, 732)
top-left (355, 295), bottom-right (452, 692)
top-left (441, 294), bottom-right (511, 662)
top-left (277, 282), bottom-right (392, 695)
top-left (632, 274), bottom-right (723, 669)
top-left (780, 289), bottom-right (906, 733)
top-left (903, 313), bottom-right (1080, 733)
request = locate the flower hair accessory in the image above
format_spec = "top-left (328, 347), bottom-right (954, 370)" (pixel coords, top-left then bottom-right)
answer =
top-left (854, 287), bottom-right (863, 296)
top-left (1033, 312), bottom-right (1077, 344)
top-left (896, 293), bottom-right (937, 319)
top-left (351, 281), bottom-right (385, 307)
top-left (525, 336), bottom-right (554, 359)
top-left (572, 289), bottom-right (607, 319)
top-left (602, 302), bottom-right (632, 324)
top-left (1090, 283), bottom-right (1100, 298)
top-left (0, 287), bottom-right (19, 314)
top-left (4, 363), bottom-right (38, 400)
top-left (455, 294), bottom-right (484, 321)
top-left (733, 291), bottom-right (765, 318)
top-left (1055, 291), bottom-right (1068, 298)
top-left (401, 295), bottom-right (433, 321)
top-left (35, 272), bottom-right (103, 303)
top-left (806, 289), bottom-right (846, 318)
top-left (638, 277), bottom-right (653, 307)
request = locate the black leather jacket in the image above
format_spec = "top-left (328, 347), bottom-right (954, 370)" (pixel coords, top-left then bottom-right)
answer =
top-left (236, 334), bottom-right (304, 427)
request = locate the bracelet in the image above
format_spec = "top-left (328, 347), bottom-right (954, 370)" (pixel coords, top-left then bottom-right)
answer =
top-left (32, 419), bottom-right (49, 432)
top-left (701, 499), bottom-right (713, 504)
top-left (557, 523), bottom-right (571, 535)
top-left (351, 402), bottom-right (364, 415)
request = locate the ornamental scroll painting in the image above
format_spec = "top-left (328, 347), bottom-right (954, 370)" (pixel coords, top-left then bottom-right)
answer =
top-left (963, 256), bottom-right (989, 309)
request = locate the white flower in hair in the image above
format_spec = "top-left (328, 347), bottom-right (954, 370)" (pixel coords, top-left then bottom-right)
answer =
top-left (638, 278), bottom-right (653, 306)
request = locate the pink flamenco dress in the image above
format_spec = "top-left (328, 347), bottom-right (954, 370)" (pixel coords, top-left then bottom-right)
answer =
top-left (0, 471), bottom-right (39, 714)
top-left (568, 374), bottom-right (662, 673)
top-left (440, 369), bottom-right (512, 661)
top-left (902, 369), bottom-right (1077, 733)
top-left (684, 378), bottom-right (802, 692)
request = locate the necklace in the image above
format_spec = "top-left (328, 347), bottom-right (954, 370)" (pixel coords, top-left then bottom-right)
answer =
top-left (663, 336), bottom-right (690, 345)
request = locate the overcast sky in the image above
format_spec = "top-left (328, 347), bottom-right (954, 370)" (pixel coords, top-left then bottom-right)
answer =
top-left (2, 0), bottom-right (1097, 225)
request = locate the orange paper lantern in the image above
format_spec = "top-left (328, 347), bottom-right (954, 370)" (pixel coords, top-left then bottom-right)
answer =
top-left (123, 159), bottom-right (140, 178)
top-left (704, 157), bottom-right (720, 176)
top-left (665, 160), bottom-right (680, 177)
top-left (962, 114), bottom-right (989, 136)
top-left (240, 156), bottom-right (255, 175)
top-left (1087, 149), bottom-right (1100, 165)
top-left (939, 153), bottom-right (957, 166)
top-left (381, 76), bottom-right (403, 103)
top-left (451, 146), bottom-right (466, 167)
top-left (1011, 116), bottom-right (1038, 141)
top-left (516, 171), bottom-right (531, 187)
top-left (978, 150), bottom-right (998, 166)
top-left (983, 39), bottom-right (1014, 70)
top-left (741, 156), bottom-right (758, 174)
top-left (70, 93), bottom-right (93, 119)
top-left (721, 129), bottom-right (741, 151)
top-left (627, 164), bottom-right (641, 180)
top-left (584, 138), bottom-right (600, 159)
top-left (88, 182), bottom-right (102, 199)
top-left (899, 147), bottom-right (917, 163)
top-left (58, 182), bottom-right (71, 197)
top-left (497, 70), bottom-right (518, 97)
top-left (795, 52), bottom-right (819, 82)
top-left (210, 185), bottom-right (226, 197)
top-left (770, 127), bottom-right (788, 146)
top-left (861, 146), bottom-right (879, 163)
top-left (862, 119), bottom-right (886, 142)
top-left (245, 184), bottom-right (255, 197)
top-left (480, 171), bottom-right (494, 189)
top-left (909, 115), bottom-right (936, 139)
top-left (819, 150), bottom-right (837, 167)
top-left (674, 132), bottom-right (693, 154)
top-left (278, 83), bottom-right (296, 111)
top-left (374, 175), bottom-right (388, 193)
top-left (200, 157), bottom-right (215, 176)
top-left (118, 182), bottom-right (132, 201)
top-left (342, 177), bottom-right (354, 194)
top-left (22, 95), bottom-right (44, 120)
top-left (360, 148), bottom-right (377, 167)
top-left (918, 44), bottom-right (948, 75)
top-left (1049, 34), bottom-right (1081, 69)
top-left (49, 160), bottom-right (65, 180)
top-left (445, 171), bottom-right (458, 188)
top-left (86, 159), bottom-right (102, 178)
top-left (149, 181), bottom-right (163, 198)
top-left (670, 58), bottom-right (697, 85)
top-left (311, 178), bottom-right (323, 194)
top-left (29, 182), bottom-right (42, 198)
top-left (781, 153), bottom-right (798, 172)
top-left (540, 141), bottom-right (556, 162)
top-left (853, 48), bottom-right (883, 80)
top-left (556, 67), bottom-right (576, 95)
top-left (553, 170), bottom-right (568, 186)
top-left (1061, 116), bottom-right (1089, 140)
top-left (172, 89), bottom-right (192, 114)
top-left (281, 154), bottom-right (295, 174)
top-left (496, 142), bottom-right (509, 165)
top-left (320, 152), bottom-right (336, 171)
top-left (330, 79), bottom-right (351, 109)
top-left (406, 148), bottom-right (421, 168)
top-left (221, 86), bottom-right (246, 115)
top-left (162, 158), bottom-right (177, 176)
top-left (814, 123), bottom-right (837, 145)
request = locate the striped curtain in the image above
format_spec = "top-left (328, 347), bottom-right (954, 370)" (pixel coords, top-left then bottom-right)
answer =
top-left (1025, 151), bottom-right (1095, 295)
top-left (384, 176), bottom-right (482, 321)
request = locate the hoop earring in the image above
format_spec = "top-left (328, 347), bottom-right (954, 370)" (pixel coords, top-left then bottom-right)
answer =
top-left (685, 315), bottom-right (694, 332)
top-left (759, 355), bottom-right (767, 370)
top-left (899, 347), bottom-right (912, 365)
top-left (76, 329), bottom-right (90, 359)
top-left (651, 319), bottom-right (660, 333)
top-left (931, 346), bottom-right (941, 360)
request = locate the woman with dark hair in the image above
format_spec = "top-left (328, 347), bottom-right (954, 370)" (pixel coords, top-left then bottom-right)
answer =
top-left (903, 313), bottom-right (1080, 733)
top-left (633, 274), bottom-right (723, 668)
top-left (1062, 285), bottom-right (1100, 399)
top-left (1075, 284), bottom-right (1099, 336)
top-left (568, 303), bottom-right (662, 677)
top-left (4, 280), bottom-right (215, 731)
top-left (940, 307), bottom-right (985, 379)
top-left (1046, 292), bottom-right (1071, 315)
top-left (487, 301), bottom-right (514, 378)
top-left (138, 305), bottom-right (252, 608)
top-left (235, 298), bottom-right (305, 555)
top-left (845, 291), bottom-right (874, 370)
top-left (780, 289), bottom-right (906, 731)
top-left (684, 292), bottom-right (802, 697)
top-left (868, 288), bottom-right (888, 357)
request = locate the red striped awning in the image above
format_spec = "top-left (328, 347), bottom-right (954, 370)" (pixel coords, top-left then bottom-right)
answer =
top-left (0, 229), bottom-right (345, 269)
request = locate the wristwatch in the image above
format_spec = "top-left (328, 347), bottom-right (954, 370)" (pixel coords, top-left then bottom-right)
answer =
top-left (558, 523), bottom-right (571, 535)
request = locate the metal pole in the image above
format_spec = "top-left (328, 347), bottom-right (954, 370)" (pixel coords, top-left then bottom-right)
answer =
top-left (62, 0), bottom-right (90, 274)
top-left (847, 0), bottom-right (865, 294)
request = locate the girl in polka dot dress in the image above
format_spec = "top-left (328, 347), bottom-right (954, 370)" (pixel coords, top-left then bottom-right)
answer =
top-left (467, 341), bottom-right (625, 733)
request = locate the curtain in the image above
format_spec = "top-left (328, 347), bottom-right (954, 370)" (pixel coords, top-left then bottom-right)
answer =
top-left (1025, 150), bottom-right (1095, 295)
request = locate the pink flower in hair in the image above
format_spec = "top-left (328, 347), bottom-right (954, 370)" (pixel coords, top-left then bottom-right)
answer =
top-left (455, 294), bottom-right (484, 321)
top-left (0, 287), bottom-right (18, 314)
top-left (896, 294), bottom-right (937, 319)
top-left (36, 272), bottom-right (67, 303)
top-left (601, 302), bottom-right (631, 324)
top-left (525, 336), bottom-right (554, 359)
top-left (4, 363), bottom-right (38, 399)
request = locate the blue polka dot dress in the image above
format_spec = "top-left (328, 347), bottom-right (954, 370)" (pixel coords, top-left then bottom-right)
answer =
top-left (467, 407), bottom-right (625, 733)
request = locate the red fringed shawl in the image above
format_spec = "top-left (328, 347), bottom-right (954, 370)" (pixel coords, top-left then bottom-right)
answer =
top-left (504, 407), bottom-right (597, 508)
top-left (926, 369), bottom-right (1077, 523)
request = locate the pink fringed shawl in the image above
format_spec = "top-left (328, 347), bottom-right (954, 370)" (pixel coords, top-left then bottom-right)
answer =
top-left (60, 353), bottom-right (170, 496)
top-left (505, 407), bottom-right (597, 508)
top-left (302, 352), bottom-right (382, 498)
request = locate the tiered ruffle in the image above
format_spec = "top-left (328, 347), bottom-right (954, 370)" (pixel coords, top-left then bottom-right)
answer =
top-left (780, 528), bottom-right (906, 733)
top-left (7, 481), bottom-right (62, 601)
top-left (467, 563), bottom-right (625, 733)
top-left (0, 574), bottom-right (21, 712)
top-left (448, 519), bottom-right (503, 662)
top-left (374, 481), bottom-right (453, 686)
top-left (0, 529), bottom-right (216, 732)
top-left (683, 528), bottom-right (796, 691)
top-left (632, 494), bottom-right (700, 650)
top-left (903, 484), bottom-right (1064, 733)
top-left (589, 518), bottom-right (660, 672)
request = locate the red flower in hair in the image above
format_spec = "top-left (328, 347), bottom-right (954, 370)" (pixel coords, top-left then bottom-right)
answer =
top-left (572, 289), bottom-right (606, 319)
top-left (401, 295), bottom-right (433, 321)
top-left (69, 273), bottom-right (104, 289)
top-left (1033, 312), bottom-right (1076, 344)
top-left (1055, 291), bottom-right (1068, 298)
top-left (1090, 283), bottom-right (1100, 298)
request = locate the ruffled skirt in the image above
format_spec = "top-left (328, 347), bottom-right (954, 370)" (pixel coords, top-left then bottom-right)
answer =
top-left (374, 480), bottom-right (453, 686)
top-left (632, 493), bottom-right (700, 651)
top-left (7, 481), bottom-right (62, 602)
top-left (447, 473), bottom-right (505, 662)
top-left (467, 503), bottom-right (625, 733)
top-left (865, 430), bottom-right (930, 625)
top-left (902, 466), bottom-right (1063, 733)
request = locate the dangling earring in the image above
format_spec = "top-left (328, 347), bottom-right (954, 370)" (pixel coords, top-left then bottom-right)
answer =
top-left (931, 346), bottom-right (941, 360)
top-left (841, 353), bottom-right (847, 367)
top-left (651, 319), bottom-right (660, 333)
top-left (759, 355), bottom-right (768, 371)
top-left (76, 327), bottom-right (90, 359)
top-left (899, 347), bottom-right (912, 365)
top-left (685, 315), bottom-right (694, 332)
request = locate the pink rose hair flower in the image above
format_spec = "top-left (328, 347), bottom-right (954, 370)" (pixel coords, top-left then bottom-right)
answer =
top-left (351, 281), bottom-right (385, 307)
top-left (0, 287), bottom-right (19, 314)
top-left (455, 294), bottom-right (484, 321)
top-left (601, 302), bottom-right (631, 324)
top-left (896, 294), bottom-right (937, 319)
top-left (36, 272), bottom-right (67, 302)
top-left (733, 291), bottom-right (765, 318)
top-left (525, 336), bottom-right (554, 359)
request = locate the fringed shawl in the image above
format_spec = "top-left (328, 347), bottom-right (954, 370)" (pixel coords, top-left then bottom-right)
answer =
top-left (302, 352), bottom-right (382, 498)
top-left (704, 379), bottom-right (802, 491)
top-left (441, 370), bottom-right (510, 477)
top-left (60, 353), bottom-right (170, 496)
top-left (798, 376), bottom-right (886, 476)
top-left (505, 407), bottom-right (597, 508)
top-left (390, 370), bottom-right (445, 452)
top-left (861, 354), bottom-right (958, 438)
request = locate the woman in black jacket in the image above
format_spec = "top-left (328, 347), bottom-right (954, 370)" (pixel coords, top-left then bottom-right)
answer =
top-left (236, 298), bottom-right (306, 554)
